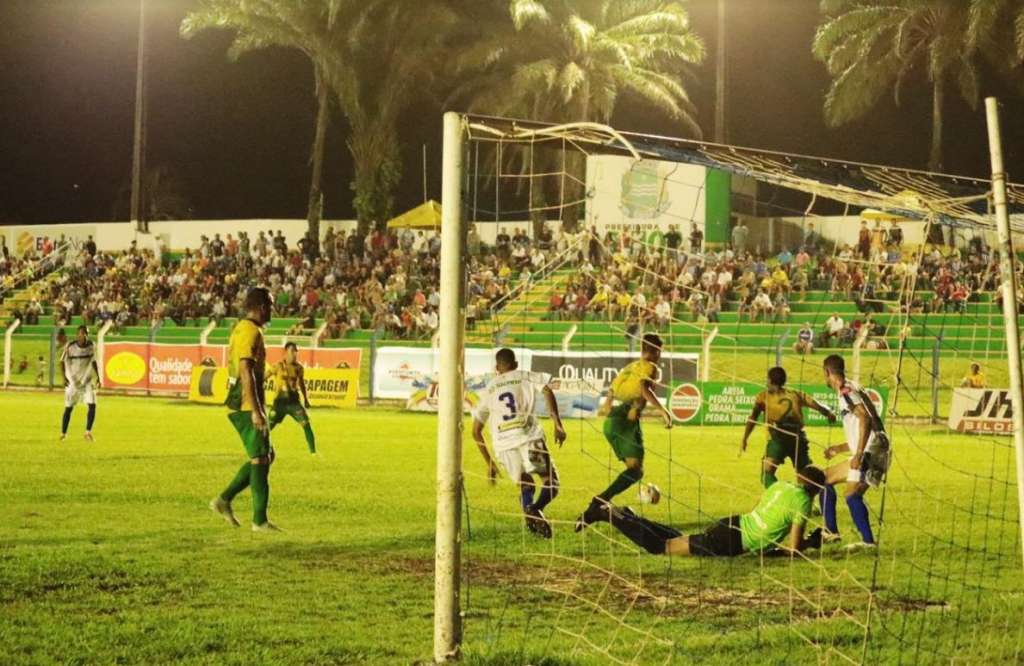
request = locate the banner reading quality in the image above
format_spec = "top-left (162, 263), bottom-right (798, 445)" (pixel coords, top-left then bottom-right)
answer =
top-left (668, 381), bottom-right (889, 426)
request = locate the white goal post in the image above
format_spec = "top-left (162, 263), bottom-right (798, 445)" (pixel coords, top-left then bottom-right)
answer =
top-left (985, 97), bottom-right (1024, 570)
top-left (434, 111), bottom-right (466, 663)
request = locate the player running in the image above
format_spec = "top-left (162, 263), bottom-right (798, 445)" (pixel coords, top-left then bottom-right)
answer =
top-left (598, 466), bottom-right (827, 557)
top-left (473, 348), bottom-right (567, 538)
top-left (210, 287), bottom-right (280, 532)
top-left (741, 366), bottom-right (836, 488)
top-left (576, 333), bottom-right (673, 532)
top-left (819, 354), bottom-right (891, 550)
top-left (59, 325), bottom-right (100, 441)
top-left (269, 342), bottom-right (317, 455)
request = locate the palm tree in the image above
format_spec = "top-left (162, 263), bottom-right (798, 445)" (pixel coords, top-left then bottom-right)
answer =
top-left (450, 0), bottom-right (705, 228)
top-left (313, 0), bottom-right (459, 232)
top-left (965, 0), bottom-right (1024, 60)
top-left (813, 0), bottom-right (1000, 173)
top-left (455, 0), bottom-right (705, 130)
top-left (181, 0), bottom-right (342, 241)
top-left (184, 0), bottom-right (459, 235)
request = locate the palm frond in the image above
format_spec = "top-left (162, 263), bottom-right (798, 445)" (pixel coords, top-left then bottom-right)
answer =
top-left (812, 6), bottom-right (902, 62)
top-left (822, 50), bottom-right (901, 126)
top-left (566, 15), bottom-right (596, 55)
top-left (557, 61), bottom-right (586, 103)
top-left (510, 0), bottom-right (550, 31)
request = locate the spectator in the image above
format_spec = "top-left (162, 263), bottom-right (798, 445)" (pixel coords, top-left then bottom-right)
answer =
top-left (665, 225), bottom-right (682, 255)
top-left (887, 221), bottom-right (903, 248)
top-left (25, 298), bottom-right (43, 325)
top-left (653, 295), bottom-right (671, 330)
top-left (961, 363), bottom-right (986, 388)
top-left (749, 290), bottom-right (773, 322)
top-left (822, 313), bottom-right (845, 347)
top-left (793, 323), bottom-right (814, 355)
top-left (772, 292), bottom-right (791, 322)
top-left (858, 220), bottom-right (871, 260)
top-left (803, 222), bottom-right (820, 254)
top-left (731, 220), bottom-right (749, 255)
top-left (689, 223), bottom-right (704, 254)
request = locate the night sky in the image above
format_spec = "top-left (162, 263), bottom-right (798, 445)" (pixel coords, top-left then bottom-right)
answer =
top-left (2, 0), bottom-right (1024, 226)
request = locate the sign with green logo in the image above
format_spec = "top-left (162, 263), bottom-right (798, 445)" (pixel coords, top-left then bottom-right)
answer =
top-left (667, 382), bottom-right (889, 426)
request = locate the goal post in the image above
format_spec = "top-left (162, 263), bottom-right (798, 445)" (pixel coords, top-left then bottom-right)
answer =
top-left (434, 110), bottom-right (466, 663)
top-left (984, 97), bottom-right (1024, 571)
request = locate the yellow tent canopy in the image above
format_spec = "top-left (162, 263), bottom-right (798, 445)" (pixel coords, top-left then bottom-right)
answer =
top-left (386, 200), bottom-right (442, 229)
top-left (860, 208), bottom-right (913, 223)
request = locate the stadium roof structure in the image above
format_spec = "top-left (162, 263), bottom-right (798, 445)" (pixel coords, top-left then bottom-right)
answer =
top-left (461, 113), bottom-right (1024, 232)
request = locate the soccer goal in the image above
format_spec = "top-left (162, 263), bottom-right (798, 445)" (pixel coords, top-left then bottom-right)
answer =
top-left (434, 107), bottom-right (1024, 664)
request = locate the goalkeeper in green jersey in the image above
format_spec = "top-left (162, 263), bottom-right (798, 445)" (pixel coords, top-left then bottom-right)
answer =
top-left (268, 342), bottom-right (317, 455)
top-left (596, 466), bottom-right (827, 557)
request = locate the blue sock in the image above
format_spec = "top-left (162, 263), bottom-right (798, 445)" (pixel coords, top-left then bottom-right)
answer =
top-left (520, 485), bottom-right (535, 511)
top-left (821, 485), bottom-right (838, 534)
top-left (846, 493), bottom-right (875, 544)
top-left (86, 404), bottom-right (96, 431)
top-left (61, 407), bottom-right (73, 435)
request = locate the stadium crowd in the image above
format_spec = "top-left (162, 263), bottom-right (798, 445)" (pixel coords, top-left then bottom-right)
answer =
top-left (3, 217), bottom-right (1006, 346)
top-left (545, 219), bottom-right (1003, 349)
top-left (33, 226), bottom-right (557, 341)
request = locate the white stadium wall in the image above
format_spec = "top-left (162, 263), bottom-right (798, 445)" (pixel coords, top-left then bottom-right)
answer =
top-left (1, 219), bottom-right (358, 256)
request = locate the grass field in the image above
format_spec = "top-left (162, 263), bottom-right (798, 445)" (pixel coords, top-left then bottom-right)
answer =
top-left (2, 391), bottom-right (1022, 665)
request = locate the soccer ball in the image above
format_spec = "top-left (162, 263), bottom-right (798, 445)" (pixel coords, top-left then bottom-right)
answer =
top-left (638, 483), bottom-right (661, 505)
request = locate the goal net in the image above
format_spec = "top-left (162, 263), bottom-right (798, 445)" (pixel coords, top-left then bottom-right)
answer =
top-left (439, 113), bottom-right (1024, 664)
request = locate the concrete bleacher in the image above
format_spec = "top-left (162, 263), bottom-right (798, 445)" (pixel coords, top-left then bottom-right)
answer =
top-left (468, 268), bottom-right (1012, 354)
top-left (6, 263), bottom-right (1011, 357)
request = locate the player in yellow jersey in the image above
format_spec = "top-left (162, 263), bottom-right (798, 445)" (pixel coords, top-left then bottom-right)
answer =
top-left (209, 287), bottom-right (280, 532)
top-left (576, 333), bottom-right (674, 531)
top-left (269, 342), bottom-right (317, 455)
top-left (741, 366), bottom-right (835, 488)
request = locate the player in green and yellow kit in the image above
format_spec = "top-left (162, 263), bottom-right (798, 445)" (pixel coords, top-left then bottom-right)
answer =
top-left (576, 333), bottom-right (674, 531)
top-left (209, 287), bottom-right (280, 532)
top-left (741, 366), bottom-right (836, 488)
top-left (596, 466), bottom-right (827, 557)
top-left (269, 342), bottom-right (317, 454)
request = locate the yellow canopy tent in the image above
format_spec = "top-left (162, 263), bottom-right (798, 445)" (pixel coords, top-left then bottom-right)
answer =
top-left (386, 200), bottom-right (442, 230)
top-left (860, 208), bottom-right (913, 223)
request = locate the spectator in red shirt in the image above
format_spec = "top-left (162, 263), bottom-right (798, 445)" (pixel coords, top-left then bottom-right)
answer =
top-left (305, 287), bottom-right (319, 309)
top-left (549, 291), bottom-right (564, 320)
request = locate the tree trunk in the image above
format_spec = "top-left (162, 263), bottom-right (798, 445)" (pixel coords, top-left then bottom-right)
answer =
top-left (929, 74), bottom-right (944, 173)
top-left (348, 120), bottom-right (402, 237)
top-left (306, 66), bottom-right (330, 243)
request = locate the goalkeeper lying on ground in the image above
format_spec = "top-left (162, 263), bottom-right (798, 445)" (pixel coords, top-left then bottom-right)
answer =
top-left (596, 466), bottom-right (827, 557)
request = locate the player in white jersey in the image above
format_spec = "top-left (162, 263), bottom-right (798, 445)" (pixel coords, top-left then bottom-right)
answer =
top-left (60, 325), bottom-right (100, 441)
top-left (819, 354), bottom-right (891, 550)
top-left (473, 348), bottom-right (567, 538)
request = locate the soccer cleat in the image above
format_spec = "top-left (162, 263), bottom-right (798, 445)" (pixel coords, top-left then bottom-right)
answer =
top-left (843, 541), bottom-right (877, 552)
top-left (83, 431), bottom-right (94, 442)
top-left (59, 434), bottom-right (67, 442)
top-left (822, 530), bottom-right (842, 545)
top-left (251, 521), bottom-right (283, 533)
top-left (525, 507), bottom-right (552, 539)
top-left (209, 497), bottom-right (240, 527)
top-left (574, 497), bottom-right (609, 532)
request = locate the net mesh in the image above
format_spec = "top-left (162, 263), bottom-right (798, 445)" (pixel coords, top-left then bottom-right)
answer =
top-left (454, 115), bottom-right (1024, 664)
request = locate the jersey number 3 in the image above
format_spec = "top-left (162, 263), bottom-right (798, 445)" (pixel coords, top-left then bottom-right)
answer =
top-left (498, 392), bottom-right (518, 421)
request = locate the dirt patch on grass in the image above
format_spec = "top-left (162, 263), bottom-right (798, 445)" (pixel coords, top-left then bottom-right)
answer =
top-left (369, 554), bottom-right (953, 624)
